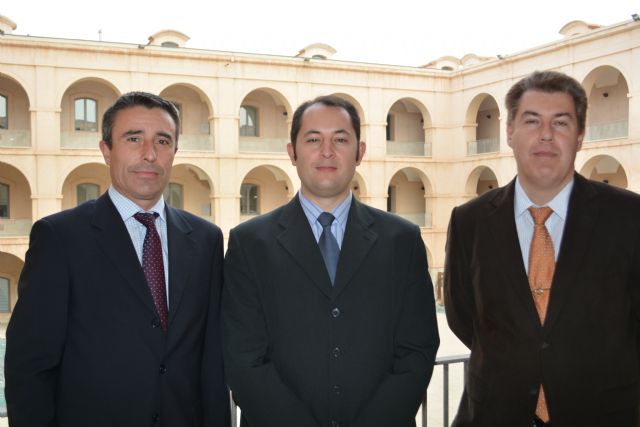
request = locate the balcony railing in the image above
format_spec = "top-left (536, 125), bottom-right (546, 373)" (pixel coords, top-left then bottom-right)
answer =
top-left (387, 141), bottom-right (432, 157)
top-left (61, 131), bottom-right (101, 149)
top-left (467, 138), bottom-right (499, 155)
top-left (0, 218), bottom-right (33, 237)
top-left (179, 134), bottom-right (214, 151)
top-left (229, 353), bottom-right (470, 427)
top-left (397, 212), bottom-right (433, 228)
top-left (584, 120), bottom-right (628, 142)
top-left (239, 137), bottom-right (288, 153)
top-left (0, 129), bottom-right (31, 148)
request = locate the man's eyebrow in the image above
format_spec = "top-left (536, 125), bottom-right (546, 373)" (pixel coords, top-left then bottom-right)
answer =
top-left (156, 131), bottom-right (174, 141)
top-left (521, 110), bottom-right (573, 118)
top-left (121, 129), bottom-right (143, 137)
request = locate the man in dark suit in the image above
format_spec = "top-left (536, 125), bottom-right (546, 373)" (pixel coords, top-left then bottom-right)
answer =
top-left (5, 92), bottom-right (230, 427)
top-left (222, 95), bottom-right (439, 427)
top-left (444, 70), bottom-right (640, 426)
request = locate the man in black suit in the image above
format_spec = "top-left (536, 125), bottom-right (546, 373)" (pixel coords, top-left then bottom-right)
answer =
top-left (5, 92), bottom-right (230, 427)
top-left (444, 70), bottom-right (640, 426)
top-left (222, 95), bottom-right (439, 427)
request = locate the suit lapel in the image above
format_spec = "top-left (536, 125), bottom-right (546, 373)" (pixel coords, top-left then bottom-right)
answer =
top-left (332, 200), bottom-right (377, 299)
top-left (485, 181), bottom-right (541, 323)
top-left (544, 174), bottom-right (599, 331)
top-left (91, 194), bottom-right (157, 317)
top-left (165, 206), bottom-right (196, 326)
top-left (277, 197), bottom-right (334, 298)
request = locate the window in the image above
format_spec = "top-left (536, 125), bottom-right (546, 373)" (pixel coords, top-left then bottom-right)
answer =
top-left (240, 183), bottom-right (258, 215)
top-left (163, 183), bottom-right (184, 209)
top-left (75, 98), bottom-right (98, 131)
top-left (240, 106), bottom-right (258, 137)
top-left (77, 183), bottom-right (100, 205)
top-left (0, 94), bottom-right (7, 129)
top-left (0, 182), bottom-right (8, 218)
top-left (386, 114), bottom-right (394, 141)
top-left (0, 277), bottom-right (9, 312)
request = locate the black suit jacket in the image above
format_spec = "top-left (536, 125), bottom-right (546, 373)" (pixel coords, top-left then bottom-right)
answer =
top-left (444, 174), bottom-right (640, 427)
top-left (5, 193), bottom-right (230, 427)
top-left (222, 196), bottom-right (439, 427)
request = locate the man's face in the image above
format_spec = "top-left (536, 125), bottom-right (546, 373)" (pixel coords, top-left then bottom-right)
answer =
top-left (287, 104), bottom-right (365, 210)
top-left (100, 106), bottom-right (176, 210)
top-left (507, 90), bottom-right (583, 198)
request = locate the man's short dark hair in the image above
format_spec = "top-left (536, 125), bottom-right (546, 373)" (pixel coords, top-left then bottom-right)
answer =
top-left (101, 91), bottom-right (180, 150)
top-left (505, 70), bottom-right (588, 133)
top-left (290, 95), bottom-right (361, 160)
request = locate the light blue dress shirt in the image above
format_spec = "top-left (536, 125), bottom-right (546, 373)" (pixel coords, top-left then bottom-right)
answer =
top-left (514, 177), bottom-right (573, 274)
top-left (108, 186), bottom-right (170, 305)
top-left (298, 190), bottom-right (351, 249)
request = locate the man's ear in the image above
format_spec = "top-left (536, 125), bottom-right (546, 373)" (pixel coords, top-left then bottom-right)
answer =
top-left (356, 141), bottom-right (366, 164)
top-left (287, 142), bottom-right (297, 164)
top-left (99, 140), bottom-right (111, 165)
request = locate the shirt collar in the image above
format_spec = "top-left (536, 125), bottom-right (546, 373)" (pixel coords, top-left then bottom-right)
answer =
top-left (298, 190), bottom-right (352, 229)
top-left (108, 186), bottom-right (166, 222)
top-left (514, 176), bottom-right (573, 221)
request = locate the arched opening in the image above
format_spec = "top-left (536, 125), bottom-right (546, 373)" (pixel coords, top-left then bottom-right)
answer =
top-left (0, 73), bottom-right (31, 148)
top-left (61, 163), bottom-right (110, 209)
top-left (579, 155), bottom-right (627, 188)
top-left (0, 251), bottom-right (24, 314)
top-left (0, 162), bottom-right (33, 237)
top-left (385, 98), bottom-right (432, 156)
top-left (387, 168), bottom-right (432, 227)
top-left (60, 79), bottom-right (119, 149)
top-left (466, 166), bottom-right (499, 196)
top-left (167, 164), bottom-right (214, 219)
top-left (582, 66), bottom-right (629, 142)
top-left (239, 88), bottom-right (291, 153)
top-left (466, 94), bottom-right (500, 155)
top-left (159, 84), bottom-right (214, 151)
top-left (240, 165), bottom-right (293, 221)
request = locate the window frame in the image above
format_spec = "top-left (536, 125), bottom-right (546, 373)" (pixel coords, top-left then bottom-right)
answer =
top-left (240, 183), bottom-right (259, 215)
top-left (74, 97), bottom-right (98, 132)
top-left (0, 94), bottom-right (8, 130)
top-left (239, 105), bottom-right (259, 137)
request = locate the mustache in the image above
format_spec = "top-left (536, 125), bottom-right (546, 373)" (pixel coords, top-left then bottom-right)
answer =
top-left (127, 164), bottom-right (164, 174)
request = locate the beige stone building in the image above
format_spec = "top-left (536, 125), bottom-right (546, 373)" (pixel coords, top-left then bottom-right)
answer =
top-left (1, 14), bottom-right (638, 321)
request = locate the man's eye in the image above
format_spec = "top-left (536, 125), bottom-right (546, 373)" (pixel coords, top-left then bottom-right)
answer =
top-left (335, 137), bottom-right (348, 144)
top-left (157, 138), bottom-right (172, 146)
top-left (554, 121), bottom-right (568, 127)
top-left (306, 138), bottom-right (320, 143)
top-left (127, 136), bottom-right (141, 143)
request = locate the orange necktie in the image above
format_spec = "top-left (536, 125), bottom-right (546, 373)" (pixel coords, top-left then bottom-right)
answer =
top-left (528, 206), bottom-right (555, 422)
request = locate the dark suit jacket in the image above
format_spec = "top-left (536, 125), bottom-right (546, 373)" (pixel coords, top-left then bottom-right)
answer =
top-left (5, 193), bottom-right (230, 427)
top-left (222, 196), bottom-right (439, 427)
top-left (444, 173), bottom-right (640, 427)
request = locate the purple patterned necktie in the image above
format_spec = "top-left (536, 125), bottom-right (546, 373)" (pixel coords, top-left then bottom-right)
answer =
top-left (134, 212), bottom-right (169, 333)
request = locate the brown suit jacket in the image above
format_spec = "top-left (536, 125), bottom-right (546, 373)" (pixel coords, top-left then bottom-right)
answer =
top-left (444, 173), bottom-right (640, 427)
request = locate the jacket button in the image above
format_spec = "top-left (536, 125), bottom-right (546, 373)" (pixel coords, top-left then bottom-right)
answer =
top-left (332, 385), bottom-right (341, 395)
top-left (331, 421), bottom-right (341, 427)
top-left (541, 342), bottom-right (550, 350)
top-left (331, 307), bottom-right (341, 318)
top-left (332, 347), bottom-right (341, 358)
top-left (152, 412), bottom-right (160, 423)
top-left (159, 364), bottom-right (167, 374)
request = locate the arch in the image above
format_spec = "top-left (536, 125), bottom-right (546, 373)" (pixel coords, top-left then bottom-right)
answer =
top-left (60, 78), bottom-right (121, 149)
top-left (60, 162), bottom-right (110, 209)
top-left (0, 71), bottom-right (34, 108)
top-left (579, 155), bottom-right (628, 189)
top-left (581, 66), bottom-right (629, 142)
top-left (169, 163), bottom-right (215, 218)
top-left (465, 166), bottom-right (499, 195)
top-left (385, 97), bottom-right (432, 156)
top-left (387, 167), bottom-right (433, 228)
top-left (0, 251), bottom-right (24, 312)
top-left (240, 165), bottom-right (294, 219)
top-left (159, 82), bottom-right (214, 119)
top-left (0, 161), bottom-right (33, 228)
top-left (238, 88), bottom-right (292, 153)
top-left (57, 76), bottom-right (122, 108)
top-left (465, 93), bottom-right (501, 155)
top-left (237, 87), bottom-right (293, 117)
top-left (384, 96), bottom-right (432, 126)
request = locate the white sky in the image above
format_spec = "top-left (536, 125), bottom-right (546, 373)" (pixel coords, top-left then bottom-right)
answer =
top-left (3, 0), bottom-right (638, 66)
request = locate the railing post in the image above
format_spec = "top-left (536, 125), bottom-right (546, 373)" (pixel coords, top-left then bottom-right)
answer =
top-left (443, 363), bottom-right (449, 426)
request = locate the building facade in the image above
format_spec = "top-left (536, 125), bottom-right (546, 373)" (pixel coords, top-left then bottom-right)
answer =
top-left (1, 15), bottom-right (638, 321)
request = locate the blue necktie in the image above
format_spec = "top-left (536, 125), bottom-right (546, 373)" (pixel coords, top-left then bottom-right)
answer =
top-left (318, 212), bottom-right (340, 285)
